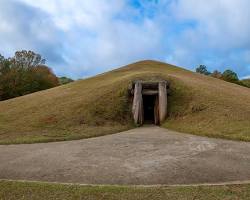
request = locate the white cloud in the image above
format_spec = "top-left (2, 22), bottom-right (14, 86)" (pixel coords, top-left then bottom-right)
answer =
top-left (20, 0), bottom-right (126, 31)
top-left (17, 0), bottom-right (165, 77)
top-left (0, 0), bottom-right (250, 78)
top-left (173, 0), bottom-right (250, 49)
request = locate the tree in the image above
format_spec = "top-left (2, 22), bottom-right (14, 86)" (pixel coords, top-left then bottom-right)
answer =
top-left (12, 50), bottom-right (45, 69)
top-left (0, 55), bottom-right (10, 75)
top-left (25, 65), bottom-right (59, 93)
top-left (221, 69), bottom-right (239, 83)
top-left (0, 51), bottom-right (59, 101)
top-left (0, 54), bottom-right (4, 63)
top-left (240, 79), bottom-right (250, 88)
top-left (58, 76), bottom-right (74, 85)
top-left (211, 70), bottom-right (222, 79)
top-left (196, 65), bottom-right (210, 75)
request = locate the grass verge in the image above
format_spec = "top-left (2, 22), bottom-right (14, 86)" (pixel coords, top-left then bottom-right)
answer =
top-left (0, 180), bottom-right (250, 200)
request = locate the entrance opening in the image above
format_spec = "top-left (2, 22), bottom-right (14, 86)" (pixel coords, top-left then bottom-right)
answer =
top-left (131, 80), bottom-right (167, 126)
top-left (143, 95), bottom-right (157, 124)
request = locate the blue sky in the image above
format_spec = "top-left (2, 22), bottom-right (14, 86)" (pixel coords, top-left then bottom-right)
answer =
top-left (0, 0), bottom-right (250, 79)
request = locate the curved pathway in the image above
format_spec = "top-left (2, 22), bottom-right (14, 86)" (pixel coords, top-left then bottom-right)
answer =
top-left (0, 126), bottom-right (250, 185)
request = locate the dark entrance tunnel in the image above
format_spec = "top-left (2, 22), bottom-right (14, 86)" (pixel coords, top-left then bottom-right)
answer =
top-left (143, 95), bottom-right (158, 124)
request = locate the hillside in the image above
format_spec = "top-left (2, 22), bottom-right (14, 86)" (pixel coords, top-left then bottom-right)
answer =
top-left (0, 60), bottom-right (250, 144)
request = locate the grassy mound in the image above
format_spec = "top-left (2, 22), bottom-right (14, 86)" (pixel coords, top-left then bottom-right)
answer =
top-left (1, 60), bottom-right (250, 144)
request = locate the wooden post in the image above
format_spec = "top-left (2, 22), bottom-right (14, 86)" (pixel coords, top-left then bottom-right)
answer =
top-left (158, 81), bottom-right (167, 124)
top-left (132, 82), bottom-right (143, 125)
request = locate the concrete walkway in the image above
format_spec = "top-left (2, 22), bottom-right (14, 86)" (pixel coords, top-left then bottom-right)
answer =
top-left (0, 126), bottom-right (250, 185)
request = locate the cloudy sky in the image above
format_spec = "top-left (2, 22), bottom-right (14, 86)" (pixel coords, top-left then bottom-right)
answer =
top-left (0, 0), bottom-right (249, 79)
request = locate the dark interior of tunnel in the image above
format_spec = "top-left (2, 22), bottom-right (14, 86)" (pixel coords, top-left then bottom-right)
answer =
top-left (143, 95), bottom-right (156, 124)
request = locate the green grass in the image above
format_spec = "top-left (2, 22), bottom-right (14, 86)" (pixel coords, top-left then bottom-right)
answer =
top-left (1, 60), bottom-right (250, 144)
top-left (1, 180), bottom-right (250, 200)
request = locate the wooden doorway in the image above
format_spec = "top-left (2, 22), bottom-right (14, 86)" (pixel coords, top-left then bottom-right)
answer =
top-left (132, 81), bottom-right (167, 125)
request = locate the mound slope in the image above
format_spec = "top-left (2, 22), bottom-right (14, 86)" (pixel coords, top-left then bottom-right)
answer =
top-left (0, 60), bottom-right (250, 144)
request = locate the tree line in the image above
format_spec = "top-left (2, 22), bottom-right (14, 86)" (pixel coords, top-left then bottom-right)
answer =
top-left (196, 65), bottom-right (250, 88)
top-left (0, 50), bottom-right (73, 101)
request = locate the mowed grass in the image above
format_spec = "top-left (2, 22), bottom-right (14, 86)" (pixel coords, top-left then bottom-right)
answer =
top-left (0, 60), bottom-right (250, 144)
top-left (1, 180), bottom-right (250, 200)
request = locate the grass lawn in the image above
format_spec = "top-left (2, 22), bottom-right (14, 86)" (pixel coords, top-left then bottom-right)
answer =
top-left (0, 180), bottom-right (250, 200)
top-left (1, 60), bottom-right (250, 144)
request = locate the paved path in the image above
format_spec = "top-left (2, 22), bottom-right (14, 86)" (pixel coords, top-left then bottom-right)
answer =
top-left (1, 126), bottom-right (250, 185)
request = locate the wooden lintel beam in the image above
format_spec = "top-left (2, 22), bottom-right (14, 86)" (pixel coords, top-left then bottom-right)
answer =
top-left (142, 90), bottom-right (158, 95)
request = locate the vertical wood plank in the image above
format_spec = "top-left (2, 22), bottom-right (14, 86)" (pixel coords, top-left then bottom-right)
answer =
top-left (158, 81), bottom-right (167, 124)
top-left (132, 82), bottom-right (143, 125)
